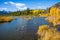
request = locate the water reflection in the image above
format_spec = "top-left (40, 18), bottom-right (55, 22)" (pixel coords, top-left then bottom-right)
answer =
top-left (0, 17), bottom-right (49, 40)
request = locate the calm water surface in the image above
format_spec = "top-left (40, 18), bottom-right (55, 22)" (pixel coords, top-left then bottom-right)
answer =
top-left (0, 17), bottom-right (49, 40)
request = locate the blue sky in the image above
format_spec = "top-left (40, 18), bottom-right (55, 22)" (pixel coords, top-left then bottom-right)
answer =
top-left (0, 0), bottom-right (60, 11)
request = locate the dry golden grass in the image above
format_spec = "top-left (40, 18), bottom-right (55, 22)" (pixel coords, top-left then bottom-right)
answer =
top-left (37, 25), bottom-right (60, 40)
top-left (0, 16), bottom-right (15, 22)
top-left (46, 16), bottom-right (60, 26)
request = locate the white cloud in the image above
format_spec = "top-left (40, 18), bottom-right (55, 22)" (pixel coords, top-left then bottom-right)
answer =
top-left (4, 2), bottom-right (8, 4)
top-left (4, 1), bottom-right (27, 10)
top-left (0, 8), bottom-right (8, 11)
top-left (9, 1), bottom-right (15, 4)
top-left (4, 1), bottom-right (15, 5)
top-left (16, 3), bottom-right (25, 7)
top-left (15, 3), bottom-right (27, 10)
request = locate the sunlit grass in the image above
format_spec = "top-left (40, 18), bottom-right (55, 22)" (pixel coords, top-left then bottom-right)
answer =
top-left (0, 16), bottom-right (15, 23)
top-left (37, 25), bottom-right (60, 40)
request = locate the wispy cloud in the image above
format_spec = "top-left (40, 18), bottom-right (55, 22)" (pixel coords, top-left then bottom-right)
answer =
top-left (37, 6), bottom-right (47, 9)
top-left (9, 1), bottom-right (15, 4)
top-left (0, 8), bottom-right (8, 11)
top-left (4, 2), bottom-right (8, 4)
top-left (4, 1), bottom-right (27, 10)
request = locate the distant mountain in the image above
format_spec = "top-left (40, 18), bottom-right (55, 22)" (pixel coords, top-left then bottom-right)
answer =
top-left (0, 10), bottom-right (11, 15)
top-left (48, 2), bottom-right (60, 13)
top-left (52, 2), bottom-right (60, 8)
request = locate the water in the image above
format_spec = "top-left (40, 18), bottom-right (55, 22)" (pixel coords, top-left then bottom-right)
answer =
top-left (0, 17), bottom-right (49, 40)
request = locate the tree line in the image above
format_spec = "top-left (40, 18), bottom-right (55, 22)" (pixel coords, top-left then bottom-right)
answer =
top-left (0, 8), bottom-right (49, 16)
